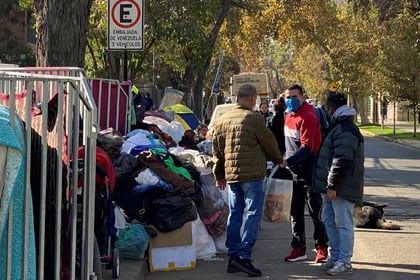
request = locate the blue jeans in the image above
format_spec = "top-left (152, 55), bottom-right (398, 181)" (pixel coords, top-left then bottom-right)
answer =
top-left (226, 180), bottom-right (264, 260)
top-left (321, 195), bottom-right (355, 264)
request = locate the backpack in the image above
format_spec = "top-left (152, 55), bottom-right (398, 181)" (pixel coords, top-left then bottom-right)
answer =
top-left (314, 105), bottom-right (329, 139)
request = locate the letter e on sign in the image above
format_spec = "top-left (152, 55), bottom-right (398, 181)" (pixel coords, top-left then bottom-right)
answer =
top-left (108, 0), bottom-right (144, 50)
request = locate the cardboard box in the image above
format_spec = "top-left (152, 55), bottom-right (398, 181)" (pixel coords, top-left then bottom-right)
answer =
top-left (148, 222), bottom-right (196, 272)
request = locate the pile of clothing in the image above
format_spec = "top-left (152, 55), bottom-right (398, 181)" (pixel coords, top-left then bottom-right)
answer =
top-left (97, 123), bottom-right (228, 259)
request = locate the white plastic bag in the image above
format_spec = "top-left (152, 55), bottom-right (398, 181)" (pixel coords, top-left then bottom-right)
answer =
top-left (212, 230), bottom-right (228, 254)
top-left (114, 205), bottom-right (128, 229)
top-left (263, 165), bottom-right (293, 223)
top-left (192, 217), bottom-right (217, 260)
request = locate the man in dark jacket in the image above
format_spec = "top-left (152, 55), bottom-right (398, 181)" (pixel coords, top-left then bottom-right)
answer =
top-left (313, 93), bottom-right (364, 276)
top-left (212, 84), bottom-right (285, 277)
top-left (283, 84), bottom-right (329, 263)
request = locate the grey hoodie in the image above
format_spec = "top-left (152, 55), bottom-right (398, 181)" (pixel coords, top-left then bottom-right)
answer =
top-left (331, 105), bottom-right (356, 120)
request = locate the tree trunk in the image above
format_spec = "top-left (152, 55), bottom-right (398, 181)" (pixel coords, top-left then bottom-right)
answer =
top-left (34, 0), bottom-right (93, 67)
top-left (181, 62), bottom-right (196, 108)
top-left (349, 93), bottom-right (369, 124)
top-left (107, 51), bottom-right (120, 79)
top-left (413, 103), bottom-right (417, 137)
top-left (190, 0), bottom-right (232, 118)
top-left (356, 97), bottom-right (370, 125)
top-left (193, 71), bottom-right (205, 121)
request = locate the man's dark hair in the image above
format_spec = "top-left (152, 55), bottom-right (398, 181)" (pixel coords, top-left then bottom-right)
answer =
top-left (326, 93), bottom-right (347, 110)
top-left (238, 84), bottom-right (257, 98)
top-left (286, 83), bottom-right (304, 95)
top-left (274, 95), bottom-right (286, 112)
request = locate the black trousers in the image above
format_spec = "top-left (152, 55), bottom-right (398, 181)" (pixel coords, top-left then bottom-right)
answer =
top-left (290, 180), bottom-right (329, 250)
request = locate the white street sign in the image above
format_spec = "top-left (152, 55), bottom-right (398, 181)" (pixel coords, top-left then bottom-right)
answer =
top-left (108, 0), bottom-right (144, 50)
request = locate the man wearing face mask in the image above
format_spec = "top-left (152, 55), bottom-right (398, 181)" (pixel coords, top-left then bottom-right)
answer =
top-left (283, 84), bottom-right (329, 263)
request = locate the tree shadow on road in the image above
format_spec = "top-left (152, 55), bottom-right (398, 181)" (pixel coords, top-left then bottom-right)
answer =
top-left (350, 261), bottom-right (420, 280)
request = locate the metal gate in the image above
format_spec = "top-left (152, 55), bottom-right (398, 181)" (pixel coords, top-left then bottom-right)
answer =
top-left (0, 67), bottom-right (98, 280)
top-left (89, 78), bottom-right (131, 135)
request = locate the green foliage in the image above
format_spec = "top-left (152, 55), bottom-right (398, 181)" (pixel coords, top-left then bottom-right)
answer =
top-left (359, 124), bottom-right (419, 140)
top-left (0, 29), bottom-right (35, 66)
top-left (290, 44), bottom-right (330, 100)
top-left (377, 5), bottom-right (419, 103)
top-left (77, 0), bottom-right (420, 119)
top-left (85, 1), bottom-right (224, 81)
top-left (84, 0), bottom-right (108, 77)
top-left (0, 1), bottom-right (34, 66)
top-left (331, 7), bottom-right (379, 96)
top-left (18, 0), bottom-right (32, 9)
top-left (347, 0), bottom-right (417, 22)
top-left (0, 0), bottom-right (20, 12)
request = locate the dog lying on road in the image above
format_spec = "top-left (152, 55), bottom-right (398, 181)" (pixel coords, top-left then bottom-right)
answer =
top-left (353, 202), bottom-right (401, 230)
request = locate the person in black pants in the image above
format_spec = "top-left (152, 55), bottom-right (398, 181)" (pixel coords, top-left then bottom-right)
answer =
top-left (282, 84), bottom-right (329, 263)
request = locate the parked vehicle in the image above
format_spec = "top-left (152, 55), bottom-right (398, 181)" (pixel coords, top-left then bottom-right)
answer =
top-left (208, 103), bottom-right (237, 130)
top-left (208, 96), bottom-right (262, 134)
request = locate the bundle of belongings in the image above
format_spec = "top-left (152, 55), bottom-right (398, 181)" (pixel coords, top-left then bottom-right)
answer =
top-left (97, 122), bottom-right (229, 260)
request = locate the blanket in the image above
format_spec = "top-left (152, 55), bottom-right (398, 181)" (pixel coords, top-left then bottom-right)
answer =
top-left (0, 105), bottom-right (36, 280)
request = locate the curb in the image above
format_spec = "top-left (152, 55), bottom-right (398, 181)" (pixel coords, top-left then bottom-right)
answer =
top-left (360, 129), bottom-right (420, 150)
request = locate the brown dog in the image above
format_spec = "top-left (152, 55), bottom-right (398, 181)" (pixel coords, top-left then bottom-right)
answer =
top-left (353, 202), bottom-right (401, 230)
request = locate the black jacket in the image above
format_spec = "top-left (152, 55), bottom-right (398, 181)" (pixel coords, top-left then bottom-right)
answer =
top-left (312, 106), bottom-right (364, 204)
top-left (270, 112), bottom-right (286, 155)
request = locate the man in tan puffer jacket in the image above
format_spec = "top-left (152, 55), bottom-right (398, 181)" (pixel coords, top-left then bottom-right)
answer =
top-left (212, 84), bottom-right (285, 277)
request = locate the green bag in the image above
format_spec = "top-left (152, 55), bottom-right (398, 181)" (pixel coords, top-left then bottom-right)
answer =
top-left (115, 223), bottom-right (150, 260)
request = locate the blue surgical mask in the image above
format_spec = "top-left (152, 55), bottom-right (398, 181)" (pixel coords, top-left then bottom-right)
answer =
top-left (285, 97), bottom-right (301, 113)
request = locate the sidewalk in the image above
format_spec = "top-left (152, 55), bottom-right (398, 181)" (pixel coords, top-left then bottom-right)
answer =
top-left (363, 120), bottom-right (420, 151)
top-left (383, 120), bottom-right (417, 133)
top-left (110, 214), bottom-right (420, 280)
top-left (104, 121), bottom-right (420, 280)
top-left (108, 187), bottom-right (420, 279)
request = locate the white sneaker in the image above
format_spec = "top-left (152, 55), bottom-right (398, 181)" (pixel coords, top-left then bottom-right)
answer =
top-left (327, 261), bottom-right (353, 275)
top-left (320, 257), bottom-right (335, 271)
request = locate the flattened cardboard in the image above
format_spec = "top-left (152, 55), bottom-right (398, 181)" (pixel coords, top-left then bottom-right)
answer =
top-left (150, 222), bottom-right (192, 248)
top-left (148, 222), bottom-right (196, 272)
top-left (148, 245), bottom-right (196, 272)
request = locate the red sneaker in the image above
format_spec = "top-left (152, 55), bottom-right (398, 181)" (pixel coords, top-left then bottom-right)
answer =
top-left (315, 245), bottom-right (328, 263)
top-left (284, 248), bottom-right (307, 262)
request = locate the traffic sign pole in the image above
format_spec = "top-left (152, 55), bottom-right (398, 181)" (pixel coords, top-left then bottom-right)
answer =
top-left (108, 0), bottom-right (144, 51)
top-left (123, 50), bottom-right (128, 81)
top-left (108, 0), bottom-right (144, 81)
